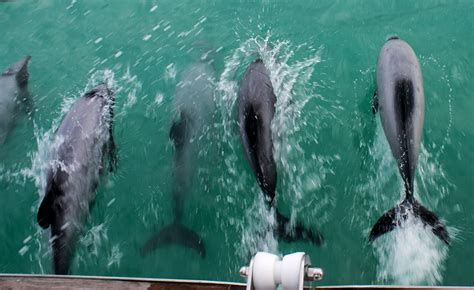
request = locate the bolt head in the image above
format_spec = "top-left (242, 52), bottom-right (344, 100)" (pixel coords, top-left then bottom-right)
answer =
top-left (239, 266), bottom-right (249, 278)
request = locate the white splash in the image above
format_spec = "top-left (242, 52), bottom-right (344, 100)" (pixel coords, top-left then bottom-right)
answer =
top-left (107, 245), bottom-right (123, 268)
top-left (145, 92), bottom-right (165, 119)
top-left (374, 214), bottom-right (449, 285)
top-left (165, 63), bottom-right (177, 82)
top-left (239, 196), bottom-right (278, 258)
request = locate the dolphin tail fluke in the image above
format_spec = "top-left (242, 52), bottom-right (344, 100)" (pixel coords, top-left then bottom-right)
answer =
top-left (412, 199), bottom-right (450, 245)
top-left (368, 197), bottom-right (450, 245)
top-left (275, 209), bottom-right (324, 246)
top-left (141, 222), bottom-right (206, 258)
top-left (368, 204), bottom-right (398, 242)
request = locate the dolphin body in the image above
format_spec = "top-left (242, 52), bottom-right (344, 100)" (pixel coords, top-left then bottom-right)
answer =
top-left (37, 84), bottom-right (117, 274)
top-left (238, 59), bottom-right (277, 203)
top-left (142, 62), bottom-right (215, 258)
top-left (0, 56), bottom-right (31, 145)
top-left (238, 59), bottom-right (323, 246)
top-left (370, 37), bottom-right (449, 244)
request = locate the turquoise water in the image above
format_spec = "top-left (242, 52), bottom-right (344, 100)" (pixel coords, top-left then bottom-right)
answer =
top-left (0, 0), bottom-right (473, 286)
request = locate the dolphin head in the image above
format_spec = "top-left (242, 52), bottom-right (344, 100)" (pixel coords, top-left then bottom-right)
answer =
top-left (84, 84), bottom-right (115, 111)
top-left (84, 84), bottom-right (111, 99)
top-left (249, 59), bottom-right (270, 75)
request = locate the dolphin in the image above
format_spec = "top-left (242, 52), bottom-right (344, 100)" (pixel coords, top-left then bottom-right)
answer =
top-left (37, 84), bottom-right (117, 274)
top-left (238, 59), bottom-right (277, 204)
top-left (238, 59), bottom-right (323, 246)
top-left (370, 37), bottom-right (449, 244)
top-left (141, 62), bottom-right (215, 258)
top-left (0, 56), bottom-right (31, 145)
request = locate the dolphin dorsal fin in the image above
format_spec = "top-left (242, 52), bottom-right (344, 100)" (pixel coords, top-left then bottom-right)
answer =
top-left (2, 56), bottom-right (31, 88)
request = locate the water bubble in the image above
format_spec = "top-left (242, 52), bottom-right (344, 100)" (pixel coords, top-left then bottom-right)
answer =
top-left (19, 246), bottom-right (29, 256)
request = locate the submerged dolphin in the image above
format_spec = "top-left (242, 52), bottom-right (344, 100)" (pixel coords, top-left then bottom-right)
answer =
top-left (238, 59), bottom-right (323, 246)
top-left (37, 84), bottom-right (117, 274)
top-left (370, 37), bottom-right (449, 244)
top-left (142, 62), bottom-right (214, 257)
top-left (0, 56), bottom-right (31, 145)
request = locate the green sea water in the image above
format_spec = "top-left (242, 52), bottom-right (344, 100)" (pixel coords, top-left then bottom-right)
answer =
top-left (0, 0), bottom-right (473, 286)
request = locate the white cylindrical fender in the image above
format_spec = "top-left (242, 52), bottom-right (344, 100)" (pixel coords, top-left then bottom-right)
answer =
top-left (252, 252), bottom-right (280, 289)
top-left (281, 252), bottom-right (308, 290)
top-left (242, 251), bottom-right (321, 290)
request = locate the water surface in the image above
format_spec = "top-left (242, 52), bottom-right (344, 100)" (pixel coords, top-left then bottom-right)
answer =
top-left (0, 0), bottom-right (473, 286)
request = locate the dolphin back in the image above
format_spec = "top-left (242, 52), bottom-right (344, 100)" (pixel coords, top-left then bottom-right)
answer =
top-left (376, 38), bottom-right (424, 189)
top-left (238, 59), bottom-right (277, 204)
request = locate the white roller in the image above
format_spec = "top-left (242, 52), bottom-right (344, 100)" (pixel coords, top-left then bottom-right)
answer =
top-left (251, 252), bottom-right (280, 289)
top-left (281, 252), bottom-right (307, 290)
top-left (241, 251), bottom-right (323, 290)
